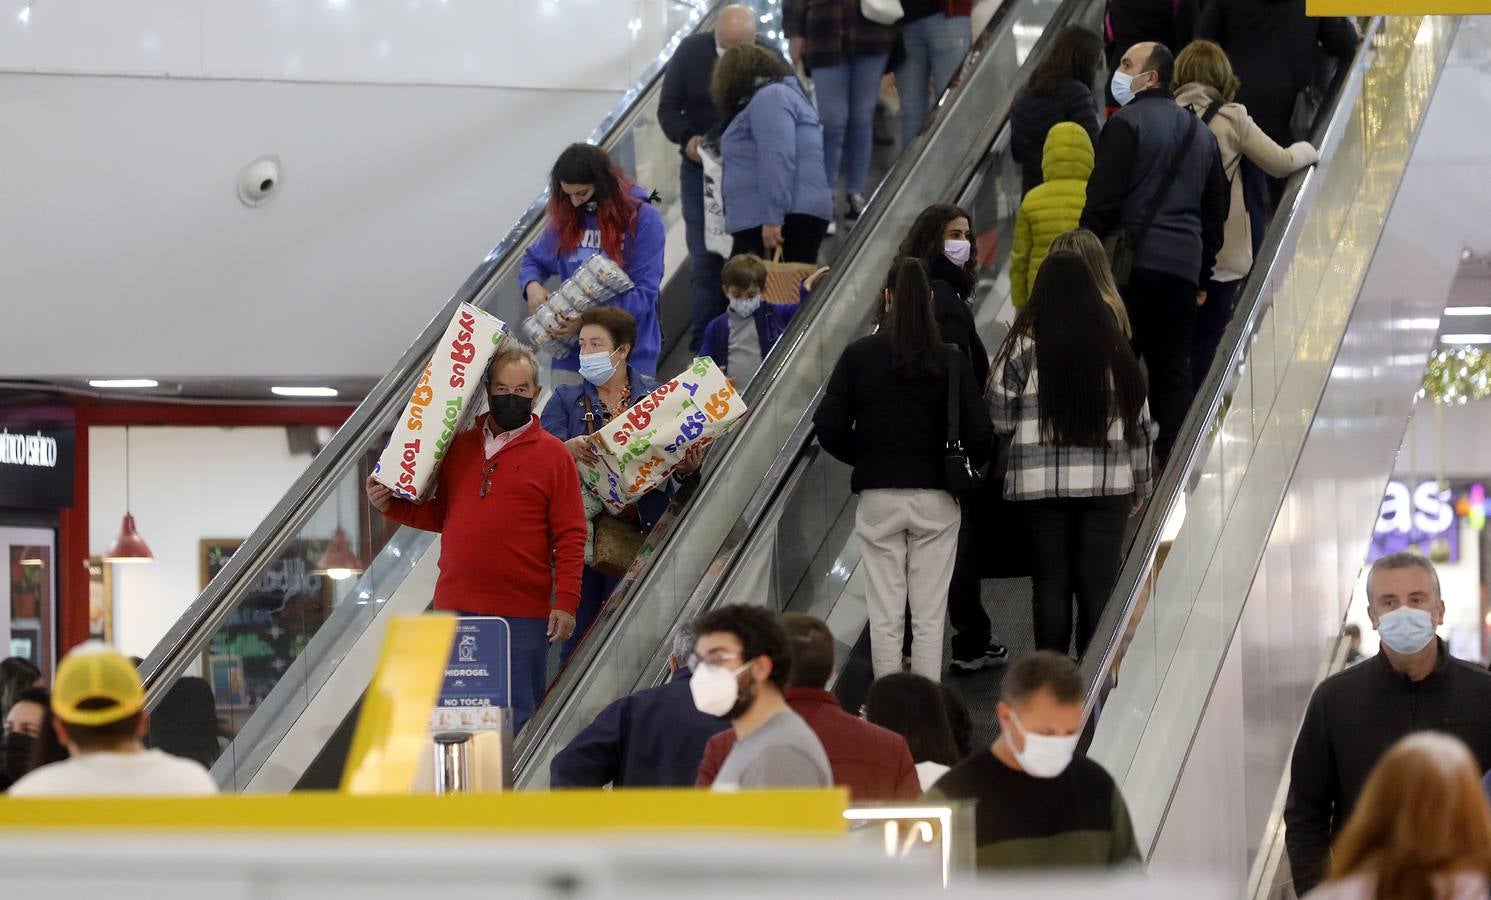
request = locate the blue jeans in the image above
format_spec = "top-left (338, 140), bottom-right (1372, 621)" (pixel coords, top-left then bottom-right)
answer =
top-left (814, 53), bottom-right (890, 196)
top-left (452, 614), bottom-right (548, 737)
top-left (680, 158), bottom-right (725, 352)
top-left (896, 15), bottom-right (971, 147)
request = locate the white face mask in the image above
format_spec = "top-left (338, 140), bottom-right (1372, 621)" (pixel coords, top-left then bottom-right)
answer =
top-left (1377, 605), bottom-right (1437, 655)
top-left (943, 238), bottom-right (971, 267)
top-left (690, 659), bottom-right (752, 718)
top-left (1008, 709), bottom-right (1080, 778)
top-left (729, 294), bottom-right (763, 318)
top-left (1111, 70), bottom-right (1143, 107)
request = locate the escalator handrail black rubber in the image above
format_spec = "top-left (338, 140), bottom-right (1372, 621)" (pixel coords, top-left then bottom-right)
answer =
top-left (1077, 19), bottom-right (1385, 725)
top-left (137, 0), bottom-right (734, 706)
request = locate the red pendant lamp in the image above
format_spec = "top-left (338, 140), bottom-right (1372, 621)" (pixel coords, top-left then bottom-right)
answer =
top-left (314, 527), bottom-right (364, 581)
top-left (104, 427), bottom-right (154, 564)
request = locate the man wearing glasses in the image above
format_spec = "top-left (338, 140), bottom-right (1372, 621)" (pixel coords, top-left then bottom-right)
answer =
top-left (367, 346), bottom-right (586, 733)
top-left (688, 605), bottom-right (832, 790)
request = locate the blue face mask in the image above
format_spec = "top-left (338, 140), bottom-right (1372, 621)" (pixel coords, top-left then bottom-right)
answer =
top-left (579, 350), bottom-right (618, 386)
top-left (1111, 70), bottom-right (1140, 107)
top-left (1377, 605), bottom-right (1436, 655)
top-left (729, 294), bottom-right (762, 318)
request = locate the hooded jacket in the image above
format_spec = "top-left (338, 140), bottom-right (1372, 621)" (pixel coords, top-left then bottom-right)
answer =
top-left (1011, 123), bottom-right (1094, 307)
top-left (1198, 0), bottom-right (1359, 145)
top-left (1174, 82), bottom-right (1318, 279)
top-left (519, 185), bottom-right (666, 376)
top-left (720, 77), bottom-right (835, 233)
top-left (1010, 78), bottom-right (1102, 194)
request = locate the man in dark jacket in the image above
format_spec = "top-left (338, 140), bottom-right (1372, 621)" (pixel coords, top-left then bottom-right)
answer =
top-left (658, 5), bottom-right (762, 352)
top-left (1284, 552), bottom-right (1491, 895)
top-left (549, 624), bottom-right (729, 788)
top-left (1079, 41), bottom-right (1228, 463)
top-left (1199, 0), bottom-right (1358, 148)
top-left (696, 613), bottom-right (921, 801)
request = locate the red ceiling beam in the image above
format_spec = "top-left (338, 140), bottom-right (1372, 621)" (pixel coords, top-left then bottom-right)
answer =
top-left (85, 402), bottom-right (356, 428)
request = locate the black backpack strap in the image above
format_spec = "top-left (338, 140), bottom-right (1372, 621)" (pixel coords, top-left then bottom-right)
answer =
top-left (945, 344), bottom-right (961, 448)
top-left (1202, 99), bottom-right (1225, 125)
top-left (1130, 113), bottom-right (1202, 259)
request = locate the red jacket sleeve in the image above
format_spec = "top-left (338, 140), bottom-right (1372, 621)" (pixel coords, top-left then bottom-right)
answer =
top-left (890, 736), bottom-right (921, 802)
top-left (696, 730), bottom-right (736, 787)
top-left (548, 442), bottom-right (588, 617)
top-left (379, 459), bottom-right (450, 533)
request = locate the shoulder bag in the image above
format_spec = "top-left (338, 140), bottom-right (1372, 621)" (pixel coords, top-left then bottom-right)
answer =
top-left (581, 395), bottom-right (646, 578)
top-left (861, 0), bottom-right (905, 26)
top-left (1104, 112), bottom-right (1201, 288)
top-left (943, 345), bottom-right (980, 497)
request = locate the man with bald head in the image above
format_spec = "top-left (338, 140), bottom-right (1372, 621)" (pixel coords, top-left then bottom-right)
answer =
top-left (1080, 40), bottom-right (1228, 466)
top-left (659, 5), bottom-right (767, 353)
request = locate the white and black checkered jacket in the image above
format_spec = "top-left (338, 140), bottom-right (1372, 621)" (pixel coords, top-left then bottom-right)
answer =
top-left (987, 336), bottom-right (1156, 501)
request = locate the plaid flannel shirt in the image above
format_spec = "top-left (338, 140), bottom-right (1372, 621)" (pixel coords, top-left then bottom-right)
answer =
top-left (987, 336), bottom-right (1156, 501)
top-left (784, 0), bottom-right (898, 69)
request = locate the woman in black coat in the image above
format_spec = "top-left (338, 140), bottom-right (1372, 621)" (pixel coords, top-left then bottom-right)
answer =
top-left (1009, 25), bottom-right (1104, 194)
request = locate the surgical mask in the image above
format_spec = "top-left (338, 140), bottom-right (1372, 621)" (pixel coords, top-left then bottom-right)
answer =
top-left (488, 394), bottom-right (534, 431)
top-left (690, 660), bottom-right (753, 718)
top-left (1, 732), bottom-right (33, 780)
top-left (943, 239), bottom-right (971, 267)
top-left (578, 350), bottom-right (618, 386)
top-left (1008, 710), bottom-right (1080, 778)
top-left (729, 294), bottom-right (762, 318)
top-left (1377, 606), bottom-right (1437, 655)
top-left (1111, 70), bottom-right (1140, 107)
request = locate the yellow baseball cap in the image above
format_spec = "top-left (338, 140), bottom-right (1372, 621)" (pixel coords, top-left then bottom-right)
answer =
top-left (52, 643), bottom-right (146, 726)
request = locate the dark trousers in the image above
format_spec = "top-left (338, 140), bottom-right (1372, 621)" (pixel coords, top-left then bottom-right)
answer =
top-left (1192, 278), bottom-right (1244, 391)
top-left (455, 611), bottom-right (548, 737)
top-left (1025, 495), bottom-right (1131, 656)
top-left (1241, 157), bottom-right (1273, 257)
top-left (1123, 268), bottom-right (1199, 463)
top-left (560, 566), bottom-right (618, 667)
top-left (730, 213), bottom-right (829, 263)
top-left (680, 159), bottom-right (725, 352)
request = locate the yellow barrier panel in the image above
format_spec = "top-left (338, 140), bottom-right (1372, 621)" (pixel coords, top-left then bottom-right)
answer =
top-left (1309, 2), bottom-right (1469, 14)
top-left (0, 789), bottom-right (849, 835)
top-left (341, 613), bottom-right (457, 795)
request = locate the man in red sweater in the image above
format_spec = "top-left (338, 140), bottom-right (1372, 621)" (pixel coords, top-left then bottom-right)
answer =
top-left (696, 612), bottom-right (920, 801)
top-left (367, 346), bottom-right (587, 733)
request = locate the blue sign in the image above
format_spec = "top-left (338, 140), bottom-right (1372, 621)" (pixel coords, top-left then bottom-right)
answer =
top-left (430, 617), bottom-right (511, 733)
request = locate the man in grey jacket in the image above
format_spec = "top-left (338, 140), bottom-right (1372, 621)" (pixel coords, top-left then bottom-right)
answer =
top-left (1080, 41), bottom-right (1229, 464)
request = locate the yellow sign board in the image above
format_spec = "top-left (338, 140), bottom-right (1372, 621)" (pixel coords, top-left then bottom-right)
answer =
top-left (1307, 2), bottom-right (1466, 13)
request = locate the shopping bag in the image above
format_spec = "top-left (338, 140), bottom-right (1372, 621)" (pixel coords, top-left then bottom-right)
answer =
top-left (762, 247), bottom-right (819, 305)
top-left (373, 303), bottom-right (507, 502)
top-left (699, 146), bottom-right (733, 259)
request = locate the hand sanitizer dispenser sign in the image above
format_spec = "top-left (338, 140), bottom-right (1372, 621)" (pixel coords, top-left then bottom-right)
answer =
top-left (430, 617), bottom-right (511, 733)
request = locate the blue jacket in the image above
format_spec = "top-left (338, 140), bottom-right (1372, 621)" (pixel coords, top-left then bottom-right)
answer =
top-left (720, 78), bottom-right (834, 233)
top-left (519, 186), bottom-right (666, 376)
top-left (540, 367), bottom-right (671, 531)
top-left (698, 302), bottom-right (798, 375)
top-left (549, 667), bottom-right (730, 788)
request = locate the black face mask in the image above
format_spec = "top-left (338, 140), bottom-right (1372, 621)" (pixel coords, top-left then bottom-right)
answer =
top-left (2, 732), bottom-right (34, 780)
top-left (489, 394), bottom-right (534, 431)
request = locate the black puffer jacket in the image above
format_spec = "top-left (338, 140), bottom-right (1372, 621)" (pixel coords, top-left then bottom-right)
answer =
top-left (1198, 0), bottom-right (1358, 145)
top-left (1010, 78), bottom-right (1102, 194)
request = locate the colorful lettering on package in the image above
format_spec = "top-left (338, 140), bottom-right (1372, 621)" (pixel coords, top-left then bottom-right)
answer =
top-left (627, 454), bottom-right (669, 495)
top-left (448, 310), bottom-right (478, 388)
top-left (397, 438), bottom-right (422, 496)
top-left (434, 397), bottom-right (463, 460)
top-left (662, 410), bottom-right (709, 453)
top-left (406, 365), bottom-right (435, 431)
top-left (704, 383), bottom-right (737, 422)
top-left (609, 381), bottom-right (679, 447)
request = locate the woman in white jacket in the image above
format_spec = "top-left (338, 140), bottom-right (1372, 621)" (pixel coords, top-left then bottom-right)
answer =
top-left (1174, 39), bottom-right (1318, 390)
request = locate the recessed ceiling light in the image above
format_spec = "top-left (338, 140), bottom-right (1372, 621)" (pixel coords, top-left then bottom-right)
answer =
top-left (89, 378), bottom-right (159, 389)
top-left (1444, 307), bottom-right (1491, 317)
top-left (1441, 334), bottom-right (1491, 345)
top-left (272, 386), bottom-right (339, 398)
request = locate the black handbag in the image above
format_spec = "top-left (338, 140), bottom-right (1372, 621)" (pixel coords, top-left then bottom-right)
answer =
top-left (973, 436), bottom-right (1035, 580)
top-left (943, 345), bottom-right (980, 496)
top-left (1104, 113), bottom-right (1201, 289)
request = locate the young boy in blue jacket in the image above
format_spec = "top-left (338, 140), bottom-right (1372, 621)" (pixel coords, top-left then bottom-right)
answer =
top-left (699, 254), bottom-right (798, 389)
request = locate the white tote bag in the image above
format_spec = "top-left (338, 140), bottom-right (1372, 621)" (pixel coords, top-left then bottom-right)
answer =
top-left (699, 146), bottom-right (733, 259)
top-left (861, 0), bottom-right (904, 25)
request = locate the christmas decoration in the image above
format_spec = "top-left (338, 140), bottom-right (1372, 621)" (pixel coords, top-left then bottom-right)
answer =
top-left (1421, 347), bottom-right (1491, 405)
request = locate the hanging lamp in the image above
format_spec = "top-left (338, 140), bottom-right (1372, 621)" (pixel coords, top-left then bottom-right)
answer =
top-left (314, 527), bottom-right (364, 581)
top-left (104, 427), bottom-right (154, 563)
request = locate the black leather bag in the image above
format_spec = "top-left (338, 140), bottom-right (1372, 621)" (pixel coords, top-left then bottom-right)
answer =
top-left (942, 346), bottom-right (980, 497)
top-left (1103, 114), bottom-right (1201, 289)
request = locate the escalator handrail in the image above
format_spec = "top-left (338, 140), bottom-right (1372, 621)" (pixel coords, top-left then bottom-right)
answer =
top-left (137, 0), bottom-right (727, 706)
top-left (511, 0), bottom-right (1098, 777)
top-left (1077, 18), bottom-right (1384, 722)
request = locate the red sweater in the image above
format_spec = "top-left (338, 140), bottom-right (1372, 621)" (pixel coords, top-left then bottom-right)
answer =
top-left (381, 415), bottom-right (586, 618)
top-left (696, 687), bottom-right (920, 801)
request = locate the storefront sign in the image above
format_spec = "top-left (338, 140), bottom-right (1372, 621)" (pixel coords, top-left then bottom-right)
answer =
top-left (430, 617), bottom-right (510, 733)
top-left (1371, 480), bottom-right (1460, 562)
top-left (0, 424), bottom-right (74, 509)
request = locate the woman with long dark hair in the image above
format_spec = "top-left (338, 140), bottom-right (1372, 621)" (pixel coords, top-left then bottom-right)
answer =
top-left (1009, 25), bottom-right (1103, 193)
top-left (895, 204), bottom-right (1004, 673)
top-left (865, 673), bottom-right (963, 790)
top-left (987, 251), bottom-right (1154, 656)
top-left (712, 45), bottom-right (833, 262)
top-left (520, 143), bottom-right (667, 377)
top-left (815, 258), bottom-right (993, 681)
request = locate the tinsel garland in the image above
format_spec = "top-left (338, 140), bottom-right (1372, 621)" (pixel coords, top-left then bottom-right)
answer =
top-left (1421, 347), bottom-right (1491, 405)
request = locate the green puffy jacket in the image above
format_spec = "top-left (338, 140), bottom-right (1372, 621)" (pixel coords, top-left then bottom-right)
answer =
top-left (1010, 122), bottom-right (1094, 307)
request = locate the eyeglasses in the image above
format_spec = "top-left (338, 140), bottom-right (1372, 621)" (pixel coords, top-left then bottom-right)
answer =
top-left (689, 651), bottom-right (743, 669)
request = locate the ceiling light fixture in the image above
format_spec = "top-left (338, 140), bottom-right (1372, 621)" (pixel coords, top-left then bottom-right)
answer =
top-left (104, 427), bottom-right (155, 564)
top-left (1444, 307), bottom-right (1491, 317)
top-left (314, 528), bottom-right (364, 582)
top-left (89, 378), bottom-right (160, 389)
top-left (1441, 334), bottom-right (1491, 345)
top-left (271, 386), bottom-right (339, 398)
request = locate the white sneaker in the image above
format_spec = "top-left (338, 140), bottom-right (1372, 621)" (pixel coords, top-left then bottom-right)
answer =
top-left (826, 220), bottom-right (838, 236)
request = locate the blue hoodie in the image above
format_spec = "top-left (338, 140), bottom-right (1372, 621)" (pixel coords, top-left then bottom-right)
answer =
top-left (519, 185), bottom-right (666, 376)
top-left (720, 77), bottom-right (834, 234)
